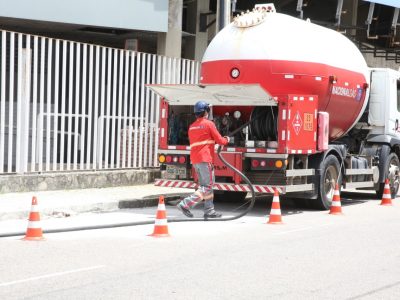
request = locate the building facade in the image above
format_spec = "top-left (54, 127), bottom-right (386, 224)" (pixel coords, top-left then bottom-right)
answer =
top-left (0, 0), bottom-right (202, 177)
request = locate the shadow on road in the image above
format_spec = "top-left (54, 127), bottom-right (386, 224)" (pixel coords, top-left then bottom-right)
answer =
top-left (116, 190), bottom-right (397, 220)
top-left (215, 196), bottom-right (305, 217)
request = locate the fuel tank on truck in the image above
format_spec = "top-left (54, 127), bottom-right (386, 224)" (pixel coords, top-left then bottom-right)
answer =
top-left (200, 7), bottom-right (370, 140)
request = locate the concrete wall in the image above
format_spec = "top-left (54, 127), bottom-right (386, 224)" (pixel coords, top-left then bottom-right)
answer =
top-left (0, 169), bottom-right (160, 193)
top-left (0, 0), bottom-right (168, 32)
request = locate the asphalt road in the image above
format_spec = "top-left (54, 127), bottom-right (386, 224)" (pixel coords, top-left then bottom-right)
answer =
top-left (1, 192), bottom-right (400, 300)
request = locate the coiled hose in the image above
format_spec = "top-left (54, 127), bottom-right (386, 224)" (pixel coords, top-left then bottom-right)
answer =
top-left (250, 106), bottom-right (278, 141)
top-left (0, 133), bottom-right (256, 238)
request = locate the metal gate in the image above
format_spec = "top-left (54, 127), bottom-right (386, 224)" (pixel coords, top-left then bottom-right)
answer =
top-left (0, 30), bottom-right (200, 174)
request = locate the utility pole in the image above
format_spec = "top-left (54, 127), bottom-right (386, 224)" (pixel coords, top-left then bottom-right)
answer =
top-left (216, 0), bottom-right (231, 32)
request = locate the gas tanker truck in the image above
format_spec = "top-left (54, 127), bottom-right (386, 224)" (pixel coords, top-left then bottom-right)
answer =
top-left (149, 3), bottom-right (400, 209)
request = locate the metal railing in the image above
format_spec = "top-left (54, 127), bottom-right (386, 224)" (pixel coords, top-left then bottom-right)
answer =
top-left (348, 35), bottom-right (400, 64)
top-left (0, 30), bottom-right (200, 174)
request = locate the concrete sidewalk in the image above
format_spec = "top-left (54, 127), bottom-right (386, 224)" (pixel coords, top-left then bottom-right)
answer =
top-left (0, 184), bottom-right (192, 221)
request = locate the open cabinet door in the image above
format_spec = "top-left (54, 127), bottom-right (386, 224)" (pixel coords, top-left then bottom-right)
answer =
top-left (147, 84), bottom-right (277, 106)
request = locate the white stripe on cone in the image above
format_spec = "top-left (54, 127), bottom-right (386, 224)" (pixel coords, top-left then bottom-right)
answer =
top-left (155, 219), bottom-right (168, 226)
top-left (334, 190), bottom-right (340, 196)
top-left (331, 201), bottom-right (341, 207)
top-left (270, 209), bottom-right (281, 215)
top-left (30, 205), bottom-right (39, 212)
top-left (157, 204), bottom-right (166, 210)
top-left (382, 193), bottom-right (391, 199)
top-left (27, 221), bottom-right (42, 228)
top-left (383, 184), bottom-right (391, 195)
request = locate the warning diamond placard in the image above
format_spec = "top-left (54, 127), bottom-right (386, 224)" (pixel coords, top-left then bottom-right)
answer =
top-left (292, 111), bottom-right (302, 135)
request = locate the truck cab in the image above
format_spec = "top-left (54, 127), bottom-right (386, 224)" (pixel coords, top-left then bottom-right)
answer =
top-left (359, 68), bottom-right (400, 197)
top-left (368, 68), bottom-right (400, 139)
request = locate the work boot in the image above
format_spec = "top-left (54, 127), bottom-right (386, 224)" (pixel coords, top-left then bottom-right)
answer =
top-left (177, 203), bottom-right (193, 218)
top-left (204, 210), bottom-right (222, 220)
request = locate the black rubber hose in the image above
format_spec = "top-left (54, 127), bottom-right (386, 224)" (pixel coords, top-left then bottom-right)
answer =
top-left (0, 134), bottom-right (256, 238)
top-left (168, 144), bottom-right (256, 223)
top-left (250, 106), bottom-right (278, 141)
top-left (0, 221), bottom-right (156, 238)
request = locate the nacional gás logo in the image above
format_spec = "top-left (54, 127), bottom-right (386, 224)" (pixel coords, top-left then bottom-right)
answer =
top-left (332, 86), bottom-right (357, 98)
top-left (292, 111), bottom-right (302, 135)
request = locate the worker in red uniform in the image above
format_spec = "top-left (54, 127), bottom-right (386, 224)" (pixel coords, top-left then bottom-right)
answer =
top-left (177, 101), bottom-right (230, 219)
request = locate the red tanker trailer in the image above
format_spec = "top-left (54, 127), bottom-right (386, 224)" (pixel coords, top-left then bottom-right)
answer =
top-left (149, 4), bottom-right (400, 209)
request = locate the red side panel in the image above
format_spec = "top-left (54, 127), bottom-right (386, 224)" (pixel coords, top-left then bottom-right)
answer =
top-left (214, 152), bottom-right (243, 184)
top-left (318, 112), bottom-right (329, 151)
top-left (201, 59), bottom-right (367, 140)
top-left (277, 95), bottom-right (318, 154)
top-left (192, 152), bottom-right (243, 184)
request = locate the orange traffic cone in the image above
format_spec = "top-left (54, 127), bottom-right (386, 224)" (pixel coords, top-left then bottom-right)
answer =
top-left (329, 183), bottom-right (343, 215)
top-left (380, 179), bottom-right (393, 206)
top-left (22, 196), bottom-right (45, 241)
top-left (149, 196), bottom-right (170, 237)
top-left (267, 190), bottom-right (283, 224)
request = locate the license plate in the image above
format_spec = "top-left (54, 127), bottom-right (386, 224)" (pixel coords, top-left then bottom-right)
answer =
top-left (166, 165), bottom-right (187, 176)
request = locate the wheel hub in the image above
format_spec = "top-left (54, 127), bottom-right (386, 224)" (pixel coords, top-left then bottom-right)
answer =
top-left (324, 166), bottom-right (337, 201)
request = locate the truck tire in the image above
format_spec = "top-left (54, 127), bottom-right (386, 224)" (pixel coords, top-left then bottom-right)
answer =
top-left (376, 152), bottom-right (400, 199)
top-left (214, 191), bottom-right (247, 202)
top-left (311, 155), bottom-right (341, 210)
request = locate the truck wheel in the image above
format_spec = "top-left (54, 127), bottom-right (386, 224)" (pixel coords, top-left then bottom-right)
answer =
top-left (376, 152), bottom-right (400, 199)
top-left (312, 155), bottom-right (341, 210)
top-left (214, 191), bottom-right (247, 202)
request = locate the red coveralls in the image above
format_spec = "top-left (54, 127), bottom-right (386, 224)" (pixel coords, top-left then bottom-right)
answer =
top-left (189, 117), bottom-right (228, 164)
top-left (178, 117), bottom-right (228, 211)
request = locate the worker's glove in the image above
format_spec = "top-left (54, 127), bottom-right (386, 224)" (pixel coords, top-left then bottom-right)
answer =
top-left (215, 144), bottom-right (225, 151)
top-left (224, 136), bottom-right (230, 143)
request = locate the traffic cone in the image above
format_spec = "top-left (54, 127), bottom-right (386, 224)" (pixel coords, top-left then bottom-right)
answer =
top-left (22, 196), bottom-right (45, 241)
top-left (267, 190), bottom-right (283, 224)
top-left (329, 183), bottom-right (343, 215)
top-left (380, 179), bottom-right (393, 206)
top-left (149, 196), bottom-right (170, 237)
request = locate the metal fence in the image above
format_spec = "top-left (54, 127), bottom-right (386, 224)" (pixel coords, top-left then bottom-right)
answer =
top-left (0, 30), bottom-right (200, 174)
